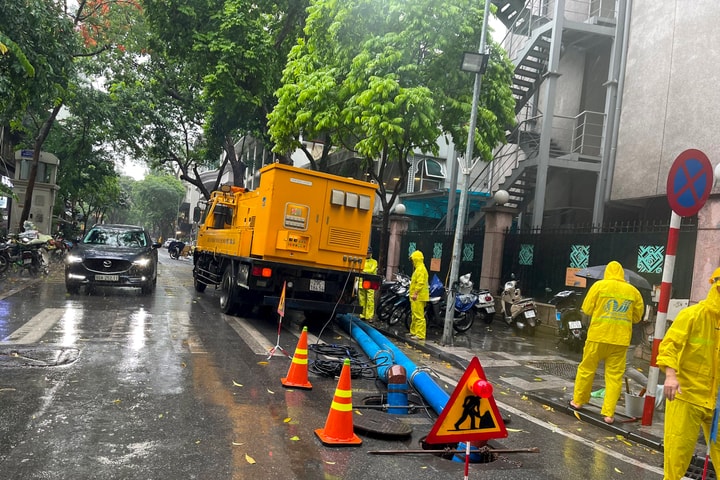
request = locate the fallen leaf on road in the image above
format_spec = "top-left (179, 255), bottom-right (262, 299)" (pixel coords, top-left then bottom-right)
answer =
top-left (290, 436), bottom-right (299, 441)
top-left (614, 467), bottom-right (623, 473)
top-left (325, 461), bottom-right (336, 465)
top-left (574, 411), bottom-right (581, 421)
top-left (542, 404), bottom-right (554, 412)
top-left (232, 442), bottom-right (244, 446)
top-left (507, 428), bottom-right (524, 433)
top-left (257, 361), bottom-right (268, 365)
top-left (534, 378), bottom-right (543, 382)
top-left (245, 454), bottom-right (256, 464)
top-left (284, 417), bottom-right (291, 423)
top-left (521, 395), bottom-right (528, 401)
top-left (233, 380), bottom-right (243, 387)
top-left (267, 388), bottom-right (274, 394)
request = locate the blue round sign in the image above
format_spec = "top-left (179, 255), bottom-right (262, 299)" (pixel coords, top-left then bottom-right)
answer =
top-left (666, 149), bottom-right (713, 217)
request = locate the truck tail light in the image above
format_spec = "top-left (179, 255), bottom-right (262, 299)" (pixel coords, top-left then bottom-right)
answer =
top-left (363, 279), bottom-right (382, 290)
top-left (251, 266), bottom-right (272, 278)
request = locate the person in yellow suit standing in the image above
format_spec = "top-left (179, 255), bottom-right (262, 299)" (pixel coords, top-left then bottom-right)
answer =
top-left (358, 247), bottom-right (378, 322)
top-left (408, 250), bottom-right (429, 340)
top-left (569, 261), bottom-right (644, 424)
top-left (657, 268), bottom-right (720, 480)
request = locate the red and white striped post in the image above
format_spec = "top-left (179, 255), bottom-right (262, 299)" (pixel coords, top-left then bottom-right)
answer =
top-left (642, 149), bottom-right (714, 425)
top-left (641, 211), bottom-right (680, 425)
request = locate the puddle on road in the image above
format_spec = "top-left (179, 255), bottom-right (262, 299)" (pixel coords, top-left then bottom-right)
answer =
top-left (0, 346), bottom-right (80, 367)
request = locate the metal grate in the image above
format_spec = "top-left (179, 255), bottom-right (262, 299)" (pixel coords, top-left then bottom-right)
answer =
top-left (686, 456), bottom-right (716, 480)
top-left (527, 360), bottom-right (579, 380)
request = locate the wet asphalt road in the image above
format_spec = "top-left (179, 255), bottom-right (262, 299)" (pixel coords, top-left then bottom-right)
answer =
top-left (0, 252), bottom-right (670, 479)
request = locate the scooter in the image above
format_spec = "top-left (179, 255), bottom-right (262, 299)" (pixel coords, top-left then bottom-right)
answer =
top-left (405, 274), bottom-right (476, 333)
top-left (549, 289), bottom-right (586, 352)
top-left (377, 273), bottom-right (410, 325)
top-left (500, 274), bottom-right (539, 336)
top-left (454, 273), bottom-right (495, 325)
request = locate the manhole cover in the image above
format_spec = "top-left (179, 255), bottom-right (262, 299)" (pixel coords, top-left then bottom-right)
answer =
top-left (0, 347), bottom-right (80, 367)
top-left (527, 360), bottom-right (579, 380)
top-left (353, 409), bottom-right (413, 439)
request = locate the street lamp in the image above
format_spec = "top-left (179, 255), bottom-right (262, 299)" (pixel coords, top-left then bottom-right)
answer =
top-left (441, 0), bottom-right (492, 346)
top-left (460, 51), bottom-right (489, 75)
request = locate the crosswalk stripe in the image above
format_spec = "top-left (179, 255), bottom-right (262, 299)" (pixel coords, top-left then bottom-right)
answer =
top-left (1, 308), bottom-right (65, 344)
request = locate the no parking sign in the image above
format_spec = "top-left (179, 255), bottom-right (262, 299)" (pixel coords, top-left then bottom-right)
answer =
top-left (666, 149), bottom-right (713, 216)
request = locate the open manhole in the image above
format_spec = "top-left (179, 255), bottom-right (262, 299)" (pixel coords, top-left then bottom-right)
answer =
top-left (418, 436), bottom-right (497, 464)
top-left (0, 347), bottom-right (80, 367)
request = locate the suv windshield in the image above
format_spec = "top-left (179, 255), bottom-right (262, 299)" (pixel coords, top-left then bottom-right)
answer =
top-left (83, 227), bottom-right (147, 248)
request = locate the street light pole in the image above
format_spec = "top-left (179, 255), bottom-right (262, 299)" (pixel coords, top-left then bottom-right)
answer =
top-left (441, 0), bottom-right (491, 346)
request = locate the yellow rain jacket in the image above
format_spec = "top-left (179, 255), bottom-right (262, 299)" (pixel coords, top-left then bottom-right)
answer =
top-left (581, 261), bottom-right (645, 346)
top-left (409, 250), bottom-right (429, 302)
top-left (657, 275), bottom-right (720, 409)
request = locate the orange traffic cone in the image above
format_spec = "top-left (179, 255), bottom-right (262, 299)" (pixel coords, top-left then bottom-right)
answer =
top-left (281, 326), bottom-right (312, 389)
top-left (314, 358), bottom-right (362, 446)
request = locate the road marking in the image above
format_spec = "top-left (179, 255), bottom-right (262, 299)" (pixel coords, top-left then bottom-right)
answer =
top-left (223, 315), bottom-right (314, 357)
top-left (0, 308), bottom-right (65, 344)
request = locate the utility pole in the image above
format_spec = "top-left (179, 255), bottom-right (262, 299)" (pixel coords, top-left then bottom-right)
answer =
top-left (442, 0), bottom-right (491, 346)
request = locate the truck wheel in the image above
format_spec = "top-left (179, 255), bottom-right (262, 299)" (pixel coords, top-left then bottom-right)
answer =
top-left (219, 268), bottom-right (237, 315)
top-left (194, 276), bottom-right (207, 293)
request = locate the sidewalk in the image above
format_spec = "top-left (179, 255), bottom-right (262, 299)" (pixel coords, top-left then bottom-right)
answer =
top-left (372, 318), bottom-right (715, 478)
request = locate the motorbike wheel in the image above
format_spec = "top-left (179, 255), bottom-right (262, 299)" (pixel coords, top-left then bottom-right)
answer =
top-left (480, 310), bottom-right (493, 325)
top-left (377, 300), bottom-right (397, 322)
top-left (0, 253), bottom-right (8, 274)
top-left (387, 304), bottom-right (408, 326)
top-left (453, 310), bottom-right (475, 333)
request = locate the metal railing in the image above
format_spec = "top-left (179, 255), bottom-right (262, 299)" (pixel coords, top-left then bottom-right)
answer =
top-left (501, 0), bottom-right (617, 63)
top-left (471, 108), bottom-right (604, 196)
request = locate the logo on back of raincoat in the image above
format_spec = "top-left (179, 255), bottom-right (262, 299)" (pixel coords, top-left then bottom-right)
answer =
top-left (602, 299), bottom-right (632, 314)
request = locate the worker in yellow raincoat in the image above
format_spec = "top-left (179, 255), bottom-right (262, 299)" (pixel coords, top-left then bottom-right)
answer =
top-left (657, 268), bottom-right (720, 479)
top-left (358, 247), bottom-right (378, 322)
top-left (408, 250), bottom-right (429, 340)
top-left (570, 261), bottom-right (644, 424)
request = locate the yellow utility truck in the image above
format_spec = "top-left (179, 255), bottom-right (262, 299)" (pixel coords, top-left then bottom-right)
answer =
top-left (193, 163), bottom-right (381, 318)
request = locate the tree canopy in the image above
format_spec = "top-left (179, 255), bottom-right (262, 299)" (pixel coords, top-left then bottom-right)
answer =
top-left (268, 0), bottom-right (516, 267)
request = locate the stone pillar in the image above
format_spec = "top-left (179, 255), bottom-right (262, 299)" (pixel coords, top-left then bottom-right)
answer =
top-left (386, 214), bottom-right (410, 280)
top-left (694, 197), bottom-right (720, 303)
top-left (479, 205), bottom-right (515, 292)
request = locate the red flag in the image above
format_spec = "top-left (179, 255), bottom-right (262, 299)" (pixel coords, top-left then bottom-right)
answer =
top-left (277, 281), bottom-right (286, 317)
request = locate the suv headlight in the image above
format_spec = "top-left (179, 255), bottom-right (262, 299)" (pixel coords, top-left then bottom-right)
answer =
top-left (133, 257), bottom-right (152, 267)
top-left (66, 254), bottom-right (83, 264)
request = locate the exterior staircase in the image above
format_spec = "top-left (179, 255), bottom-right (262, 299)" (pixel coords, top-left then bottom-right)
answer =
top-left (463, 1), bottom-right (615, 228)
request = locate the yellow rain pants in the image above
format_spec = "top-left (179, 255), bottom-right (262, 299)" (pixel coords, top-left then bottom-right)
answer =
top-left (663, 398), bottom-right (719, 480)
top-left (572, 340), bottom-right (627, 418)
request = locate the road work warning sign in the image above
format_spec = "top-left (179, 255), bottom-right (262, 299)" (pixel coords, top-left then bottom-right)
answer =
top-left (425, 356), bottom-right (507, 444)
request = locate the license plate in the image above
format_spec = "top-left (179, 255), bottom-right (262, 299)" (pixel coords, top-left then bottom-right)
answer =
top-left (568, 320), bottom-right (583, 330)
top-left (309, 279), bottom-right (325, 292)
top-left (96, 274), bottom-right (119, 281)
top-left (524, 309), bottom-right (536, 319)
top-left (23, 258), bottom-right (32, 264)
top-left (485, 307), bottom-right (494, 313)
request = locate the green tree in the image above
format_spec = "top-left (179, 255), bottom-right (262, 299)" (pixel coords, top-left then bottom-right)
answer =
top-left (268, 0), bottom-right (516, 269)
top-left (141, 0), bottom-right (307, 194)
top-left (131, 175), bottom-right (185, 239)
top-left (1, 0), bottom-right (144, 231)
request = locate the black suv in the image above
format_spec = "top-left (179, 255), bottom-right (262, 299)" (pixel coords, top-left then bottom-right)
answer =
top-left (65, 224), bottom-right (160, 295)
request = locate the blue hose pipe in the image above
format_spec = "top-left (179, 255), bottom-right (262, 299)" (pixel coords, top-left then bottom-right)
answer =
top-left (336, 314), bottom-right (450, 416)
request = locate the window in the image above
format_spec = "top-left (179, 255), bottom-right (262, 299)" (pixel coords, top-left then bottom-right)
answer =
top-left (413, 158), bottom-right (446, 191)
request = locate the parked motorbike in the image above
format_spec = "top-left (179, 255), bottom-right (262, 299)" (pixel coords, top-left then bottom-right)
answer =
top-left (168, 241), bottom-right (186, 260)
top-left (404, 274), bottom-right (477, 333)
top-left (500, 274), bottom-right (539, 336)
top-left (0, 235), bottom-right (50, 277)
top-left (549, 289), bottom-right (586, 352)
top-left (454, 273), bottom-right (495, 325)
top-left (377, 273), bottom-right (410, 325)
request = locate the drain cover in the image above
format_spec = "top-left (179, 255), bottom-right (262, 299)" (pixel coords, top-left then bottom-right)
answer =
top-left (353, 410), bottom-right (413, 439)
top-left (0, 347), bottom-right (80, 367)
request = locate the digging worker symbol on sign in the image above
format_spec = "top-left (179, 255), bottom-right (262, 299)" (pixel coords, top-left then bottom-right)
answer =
top-left (453, 395), bottom-right (495, 431)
